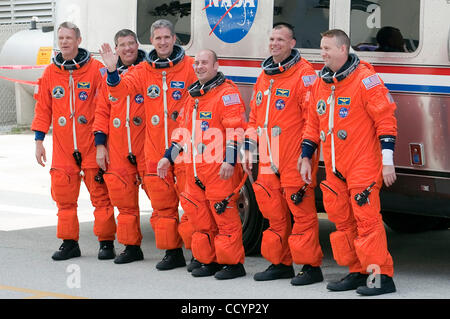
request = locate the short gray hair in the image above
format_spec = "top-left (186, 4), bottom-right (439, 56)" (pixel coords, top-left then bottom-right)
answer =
top-left (150, 19), bottom-right (175, 38)
top-left (58, 21), bottom-right (81, 39)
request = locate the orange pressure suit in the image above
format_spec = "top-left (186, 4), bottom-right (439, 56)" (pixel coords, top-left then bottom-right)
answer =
top-left (169, 72), bottom-right (247, 265)
top-left (93, 50), bottom-right (147, 246)
top-left (31, 48), bottom-right (116, 242)
top-left (107, 45), bottom-right (196, 250)
top-left (245, 50), bottom-right (323, 267)
top-left (302, 54), bottom-right (397, 277)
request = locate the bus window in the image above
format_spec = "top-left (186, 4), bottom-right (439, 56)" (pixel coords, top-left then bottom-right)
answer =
top-left (136, 0), bottom-right (191, 46)
top-left (351, 0), bottom-right (420, 53)
top-left (274, 0), bottom-right (329, 49)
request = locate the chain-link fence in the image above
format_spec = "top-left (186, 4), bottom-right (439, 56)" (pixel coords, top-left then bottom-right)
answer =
top-left (0, 22), bottom-right (52, 132)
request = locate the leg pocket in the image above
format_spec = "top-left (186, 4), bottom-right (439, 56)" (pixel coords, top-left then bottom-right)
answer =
top-left (288, 227), bottom-right (323, 266)
top-left (154, 217), bottom-right (181, 250)
top-left (252, 182), bottom-right (284, 220)
top-left (320, 180), bottom-right (351, 225)
top-left (215, 233), bottom-right (244, 265)
top-left (50, 168), bottom-right (80, 204)
top-left (103, 172), bottom-right (138, 209)
top-left (143, 174), bottom-right (178, 211)
top-left (260, 229), bottom-right (284, 265)
top-left (329, 230), bottom-right (358, 266)
top-left (191, 232), bottom-right (216, 264)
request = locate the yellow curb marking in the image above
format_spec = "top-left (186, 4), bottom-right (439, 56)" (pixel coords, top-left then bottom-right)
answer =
top-left (0, 285), bottom-right (87, 299)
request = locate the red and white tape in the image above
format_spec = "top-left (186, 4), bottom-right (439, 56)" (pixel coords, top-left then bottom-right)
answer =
top-left (0, 64), bottom-right (47, 85)
top-left (0, 65), bottom-right (48, 70)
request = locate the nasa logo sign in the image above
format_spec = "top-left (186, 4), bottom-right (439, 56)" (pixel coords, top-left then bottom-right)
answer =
top-left (205, 0), bottom-right (258, 44)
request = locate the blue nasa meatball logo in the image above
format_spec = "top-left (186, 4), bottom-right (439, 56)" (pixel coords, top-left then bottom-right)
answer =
top-left (275, 99), bottom-right (285, 110)
top-left (134, 94), bottom-right (144, 104)
top-left (205, 0), bottom-right (258, 44)
top-left (172, 90), bottom-right (182, 101)
top-left (200, 121), bottom-right (210, 131)
top-left (79, 91), bottom-right (88, 101)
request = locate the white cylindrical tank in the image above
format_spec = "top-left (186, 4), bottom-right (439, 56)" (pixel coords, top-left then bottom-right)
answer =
top-left (0, 27), bottom-right (53, 94)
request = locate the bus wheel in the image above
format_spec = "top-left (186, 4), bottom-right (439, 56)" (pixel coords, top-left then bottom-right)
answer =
top-left (237, 179), bottom-right (265, 256)
top-left (381, 211), bottom-right (450, 233)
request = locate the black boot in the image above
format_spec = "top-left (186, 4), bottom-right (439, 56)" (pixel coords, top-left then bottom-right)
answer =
top-left (191, 262), bottom-right (222, 277)
top-left (291, 264), bottom-right (324, 286)
top-left (253, 263), bottom-right (295, 281)
top-left (327, 272), bottom-right (369, 291)
top-left (356, 274), bottom-right (396, 296)
top-left (187, 257), bottom-right (202, 273)
top-left (156, 248), bottom-right (186, 270)
top-left (51, 240), bottom-right (81, 261)
top-left (98, 240), bottom-right (116, 260)
top-left (114, 245), bottom-right (144, 264)
top-left (214, 263), bottom-right (246, 280)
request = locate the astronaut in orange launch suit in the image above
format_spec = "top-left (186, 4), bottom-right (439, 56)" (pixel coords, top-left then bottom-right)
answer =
top-left (32, 22), bottom-right (116, 261)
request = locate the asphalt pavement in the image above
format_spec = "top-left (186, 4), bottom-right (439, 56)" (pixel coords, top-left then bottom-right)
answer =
top-left (0, 132), bottom-right (449, 303)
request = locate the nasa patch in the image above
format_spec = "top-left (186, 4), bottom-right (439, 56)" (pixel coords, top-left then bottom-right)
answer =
top-left (172, 90), bottom-right (182, 101)
top-left (275, 99), bottom-right (285, 110)
top-left (205, 0), bottom-right (258, 44)
top-left (200, 121), bottom-right (209, 131)
top-left (339, 107), bottom-right (349, 118)
top-left (134, 94), bottom-right (144, 104)
top-left (78, 91), bottom-right (88, 101)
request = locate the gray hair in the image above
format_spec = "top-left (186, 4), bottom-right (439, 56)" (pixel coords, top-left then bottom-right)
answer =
top-left (58, 21), bottom-right (81, 39)
top-left (150, 19), bottom-right (175, 38)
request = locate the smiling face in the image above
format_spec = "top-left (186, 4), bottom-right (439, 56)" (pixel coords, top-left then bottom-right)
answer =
top-left (194, 50), bottom-right (219, 85)
top-left (57, 27), bottom-right (81, 61)
top-left (320, 35), bottom-right (348, 72)
top-left (116, 35), bottom-right (139, 67)
top-left (269, 26), bottom-right (296, 64)
top-left (150, 27), bottom-right (176, 59)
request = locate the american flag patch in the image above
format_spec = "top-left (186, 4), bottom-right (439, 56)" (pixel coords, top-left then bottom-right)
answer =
top-left (362, 74), bottom-right (381, 90)
top-left (222, 93), bottom-right (241, 106)
top-left (302, 75), bottom-right (317, 87)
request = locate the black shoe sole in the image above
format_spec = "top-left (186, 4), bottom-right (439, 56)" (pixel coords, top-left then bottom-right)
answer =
top-left (215, 271), bottom-right (246, 280)
top-left (253, 271), bottom-right (295, 281)
top-left (291, 274), bottom-right (324, 286)
top-left (155, 260), bottom-right (187, 270)
top-left (98, 251), bottom-right (116, 260)
top-left (356, 282), bottom-right (396, 296)
top-left (51, 248), bottom-right (81, 261)
top-left (114, 255), bottom-right (144, 264)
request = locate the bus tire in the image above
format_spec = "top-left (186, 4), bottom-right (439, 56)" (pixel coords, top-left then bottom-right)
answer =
top-left (237, 179), bottom-right (265, 256)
